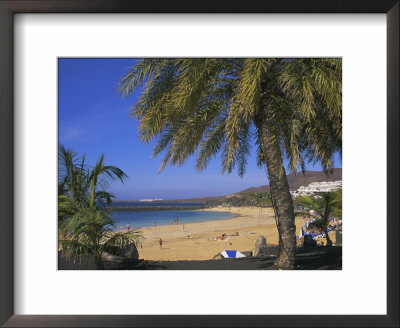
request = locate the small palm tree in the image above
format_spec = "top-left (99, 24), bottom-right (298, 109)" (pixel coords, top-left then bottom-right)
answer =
top-left (58, 194), bottom-right (79, 239)
top-left (332, 188), bottom-right (342, 218)
top-left (59, 208), bottom-right (142, 269)
top-left (247, 192), bottom-right (271, 207)
top-left (58, 145), bottom-right (127, 209)
top-left (58, 145), bottom-right (142, 269)
top-left (119, 58), bottom-right (342, 269)
top-left (294, 189), bottom-right (342, 246)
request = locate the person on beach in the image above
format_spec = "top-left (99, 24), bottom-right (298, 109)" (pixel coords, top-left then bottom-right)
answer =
top-left (154, 221), bottom-right (157, 229)
top-left (217, 233), bottom-right (226, 241)
top-left (182, 225), bottom-right (184, 231)
top-left (126, 223), bottom-right (130, 231)
top-left (159, 238), bottom-right (163, 248)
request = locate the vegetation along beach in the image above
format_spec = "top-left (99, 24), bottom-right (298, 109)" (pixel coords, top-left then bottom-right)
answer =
top-left (58, 58), bottom-right (342, 270)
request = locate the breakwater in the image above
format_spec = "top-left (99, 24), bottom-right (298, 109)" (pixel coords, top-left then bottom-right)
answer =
top-left (107, 205), bottom-right (205, 212)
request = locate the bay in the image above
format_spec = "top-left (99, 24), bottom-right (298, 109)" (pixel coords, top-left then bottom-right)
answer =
top-left (111, 209), bottom-right (235, 230)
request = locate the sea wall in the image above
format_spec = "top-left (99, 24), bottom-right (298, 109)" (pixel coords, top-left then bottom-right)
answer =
top-left (106, 206), bottom-right (204, 212)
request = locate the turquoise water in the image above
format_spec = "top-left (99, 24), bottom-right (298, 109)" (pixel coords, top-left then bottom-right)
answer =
top-left (111, 209), bottom-right (236, 230)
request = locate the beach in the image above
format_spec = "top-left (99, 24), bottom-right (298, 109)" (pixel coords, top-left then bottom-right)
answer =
top-left (133, 206), bottom-right (336, 261)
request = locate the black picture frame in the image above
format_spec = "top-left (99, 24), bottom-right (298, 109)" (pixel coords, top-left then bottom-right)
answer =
top-left (0, 1), bottom-right (398, 327)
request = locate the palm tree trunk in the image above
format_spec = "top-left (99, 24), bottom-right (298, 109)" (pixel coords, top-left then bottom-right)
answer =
top-left (324, 228), bottom-right (332, 246)
top-left (255, 112), bottom-right (296, 269)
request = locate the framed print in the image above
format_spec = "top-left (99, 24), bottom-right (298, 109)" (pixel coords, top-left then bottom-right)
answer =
top-left (0, 1), bottom-right (398, 327)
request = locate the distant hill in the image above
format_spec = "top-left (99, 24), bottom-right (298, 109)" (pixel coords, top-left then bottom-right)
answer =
top-left (166, 196), bottom-right (224, 203)
top-left (238, 168), bottom-right (342, 194)
top-left (129, 169), bottom-right (342, 205)
top-left (182, 169), bottom-right (342, 206)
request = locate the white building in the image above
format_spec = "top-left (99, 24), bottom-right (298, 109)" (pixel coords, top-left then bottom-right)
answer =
top-left (291, 181), bottom-right (342, 198)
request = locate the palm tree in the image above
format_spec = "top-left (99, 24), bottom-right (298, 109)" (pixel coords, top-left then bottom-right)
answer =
top-left (58, 145), bottom-right (142, 269)
top-left (58, 145), bottom-right (127, 209)
top-left (294, 190), bottom-right (342, 246)
top-left (331, 188), bottom-right (342, 218)
top-left (246, 192), bottom-right (271, 207)
top-left (119, 58), bottom-right (341, 269)
top-left (59, 207), bottom-right (142, 269)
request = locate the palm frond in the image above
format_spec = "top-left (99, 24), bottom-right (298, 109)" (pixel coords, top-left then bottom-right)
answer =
top-left (118, 57), bottom-right (341, 181)
top-left (118, 59), bottom-right (168, 97)
top-left (196, 118), bottom-right (227, 172)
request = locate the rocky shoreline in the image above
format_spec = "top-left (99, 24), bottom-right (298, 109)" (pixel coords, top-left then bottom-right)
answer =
top-left (58, 246), bottom-right (342, 270)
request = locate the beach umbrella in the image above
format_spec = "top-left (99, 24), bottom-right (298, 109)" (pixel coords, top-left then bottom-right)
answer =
top-left (221, 250), bottom-right (246, 258)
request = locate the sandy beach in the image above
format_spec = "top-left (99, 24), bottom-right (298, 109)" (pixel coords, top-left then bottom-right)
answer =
top-left (132, 206), bottom-right (336, 261)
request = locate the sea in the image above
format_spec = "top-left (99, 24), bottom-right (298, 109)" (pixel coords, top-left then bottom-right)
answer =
top-left (109, 201), bottom-right (235, 230)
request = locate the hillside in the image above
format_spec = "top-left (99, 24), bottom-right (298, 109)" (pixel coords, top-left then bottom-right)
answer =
top-left (238, 168), bottom-right (342, 193)
top-left (142, 169), bottom-right (342, 205)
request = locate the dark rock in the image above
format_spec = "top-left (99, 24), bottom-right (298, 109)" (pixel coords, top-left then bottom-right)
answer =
top-left (335, 229), bottom-right (342, 246)
top-left (254, 235), bottom-right (267, 256)
top-left (58, 251), bottom-right (97, 270)
top-left (119, 242), bottom-right (139, 260)
top-left (258, 245), bottom-right (279, 256)
top-left (58, 249), bottom-right (139, 270)
top-left (102, 253), bottom-right (119, 261)
top-left (303, 235), bottom-right (317, 249)
top-left (100, 243), bottom-right (140, 269)
top-left (101, 253), bottom-right (123, 269)
top-left (59, 248), bottom-right (342, 270)
top-left (103, 258), bottom-right (124, 270)
top-left (254, 235), bottom-right (279, 256)
top-left (255, 235), bottom-right (267, 249)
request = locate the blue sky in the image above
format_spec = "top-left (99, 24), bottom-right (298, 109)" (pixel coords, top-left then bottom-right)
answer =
top-left (58, 58), bottom-right (341, 200)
